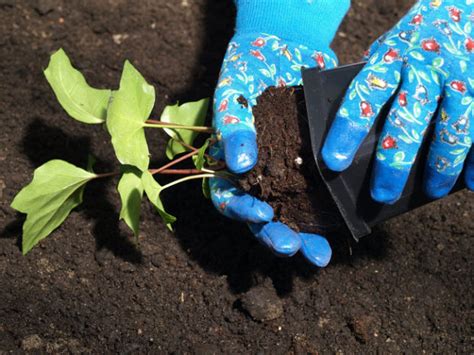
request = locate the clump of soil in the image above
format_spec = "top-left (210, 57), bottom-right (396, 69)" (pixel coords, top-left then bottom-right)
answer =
top-left (240, 87), bottom-right (343, 233)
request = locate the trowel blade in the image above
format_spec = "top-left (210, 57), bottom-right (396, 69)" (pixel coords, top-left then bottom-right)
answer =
top-left (302, 63), bottom-right (465, 240)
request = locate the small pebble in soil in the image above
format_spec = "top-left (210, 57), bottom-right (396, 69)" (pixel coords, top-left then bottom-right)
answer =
top-left (348, 315), bottom-right (379, 344)
top-left (21, 334), bottom-right (43, 351)
top-left (34, 0), bottom-right (57, 15)
top-left (150, 254), bottom-right (161, 268)
top-left (240, 282), bottom-right (283, 322)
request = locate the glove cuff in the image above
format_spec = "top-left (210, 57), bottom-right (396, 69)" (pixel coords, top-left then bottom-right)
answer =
top-left (235, 0), bottom-right (350, 52)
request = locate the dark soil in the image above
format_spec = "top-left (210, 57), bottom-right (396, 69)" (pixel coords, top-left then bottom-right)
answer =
top-left (240, 87), bottom-right (343, 233)
top-left (0, 0), bottom-right (472, 353)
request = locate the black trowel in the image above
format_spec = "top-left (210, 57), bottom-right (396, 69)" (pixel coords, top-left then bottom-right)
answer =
top-left (302, 63), bottom-right (465, 240)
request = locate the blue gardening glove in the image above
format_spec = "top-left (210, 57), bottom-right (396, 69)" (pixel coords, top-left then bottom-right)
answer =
top-left (209, 0), bottom-right (350, 267)
top-left (322, 0), bottom-right (474, 204)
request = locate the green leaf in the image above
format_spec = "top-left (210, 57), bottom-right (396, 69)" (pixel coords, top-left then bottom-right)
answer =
top-left (398, 134), bottom-right (413, 144)
top-left (349, 89), bottom-right (357, 101)
top-left (371, 65), bottom-right (388, 74)
top-left (359, 84), bottom-right (370, 96)
top-left (193, 140), bottom-right (210, 170)
top-left (376, 152), bottom-right (386, 161)
top-left (294, 48), bottom-right (302, 62)
top-left (269, 64), bottom-right (277, 76)
top-left (117, 167), bottom-right (144, 236)
top-left (418, 71), bottom-right (431, 83)
top-left (410, 32), bottom-right (420, 45)
top-left (394, 71), bottom-right (401, 82)
top-left (431, 70), bottom-right (440, 85)
top-left (453, 154), bottom-right (466, 167)
top-left (444, 42), bottom-right (458, 55)
top-left (259, 69), bottom-right (271, 78)
top-left (460, 60), bottom-right (467, 73)
top-left (450, 23), bottom-right (465, 36)
top-left (432, 57), bottom-right (444, 68)
top-left (461, 96), bottom-right (473, 105)
top-left (44, 48), bottom-right (111, 124)
top-left (107, 61), bottom-right (155, 171)
top-left (450, 148), bottom-right (467, 156)
top-left (369, 53), bottom-right (379, 65)
top-left (413, 102), bottom-right (422, 118)
top-left (11, 160), bottom-right (95, 254)
top-left (339, 107), bottom-right (349, 118)
top-left (161, 98), bottom-right (209, 159)
top-left (465, 22), bottom-right (472, 35)
top-left (394, 151), bottom-right (405, 162)
top-left (202, 178), bottom-right (211, 199)
top-left (141, 171), bottom-right (176, 231)
top-left (409, 51), bottom-right (424, 61)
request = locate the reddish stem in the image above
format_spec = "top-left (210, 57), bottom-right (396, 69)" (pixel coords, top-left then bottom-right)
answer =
top-left (159, 169), bottom-right (207, 175)
top-left (149, 149), bottom-right (200, 175)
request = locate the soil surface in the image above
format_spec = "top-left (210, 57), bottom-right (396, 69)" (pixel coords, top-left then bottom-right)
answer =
top-left (241, 87), bottom-right (343, 233)
top-left (1, 0), bottom-right (472, 353)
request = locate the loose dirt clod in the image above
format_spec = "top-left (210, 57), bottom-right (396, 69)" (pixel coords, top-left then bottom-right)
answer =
top-left (21, 335), bottom-right (43, 351)
top-left (240, 87), bottom-right (343, 233)
top-left (240, 282), bottom-right (284, 322)
top-left (348, 315), bottom-right (380, 344)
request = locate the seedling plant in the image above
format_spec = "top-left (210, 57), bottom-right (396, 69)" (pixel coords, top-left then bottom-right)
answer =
top-left (11, 49), bottom-right (228, 255)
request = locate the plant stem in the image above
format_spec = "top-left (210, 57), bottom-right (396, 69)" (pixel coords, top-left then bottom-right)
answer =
top-left (93, 172), bottom-right (120, 179)
top-left (144, 120), bottom-right (214, 134)
top-left (161, 174), bottom-right (216, 191)
top-left (159, 169), bottom-right (209, 175)
top-left (149, 149), bottom-right (200, 175)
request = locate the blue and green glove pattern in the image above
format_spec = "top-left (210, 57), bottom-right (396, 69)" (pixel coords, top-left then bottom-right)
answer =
top-left (323, 0), bottom-right (474, 203)
top-left (209, 0), bottom-right (350, 267)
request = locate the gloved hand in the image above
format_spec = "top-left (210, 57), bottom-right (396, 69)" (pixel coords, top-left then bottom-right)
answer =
top-left (322, 0), bottom-right (474, 204)
top-left (209, 0), bottom-right (350, 267)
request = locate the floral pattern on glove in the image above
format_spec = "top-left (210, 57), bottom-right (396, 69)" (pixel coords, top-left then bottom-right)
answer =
top-left (323, 0), bottom-right (473, 203)
top-left (210, 33), bottom-right (336, 213)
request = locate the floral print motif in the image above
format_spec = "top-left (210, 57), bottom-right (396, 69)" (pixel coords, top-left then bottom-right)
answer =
top-left (337, 0), bottom-right (473, 179)
top-left (213, 33), bottom-right (335, 136)
top-left (210, 33), bottom-right (336, 213)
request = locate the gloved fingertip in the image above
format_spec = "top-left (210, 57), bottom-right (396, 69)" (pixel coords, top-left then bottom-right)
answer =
top-left (224, 131), bottom-right (258, 174)
top-left (424, 166), bottom-right (459, 200)
top-left (370, 186), bottom-right (402, 205)
top-left (371, 164), bottom-right (408, 205)
top-left (321, 144), bottom-right (353, 172)
top-left (226, 194), bottom-right (274, 223)
top-left (250, 222), bottom-right (302, 257)
top-left (322, 118), bottom-right (368, 172)
top-left (299, 233), bottom-right (332, 267)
